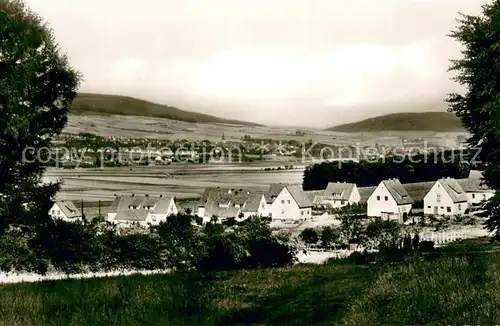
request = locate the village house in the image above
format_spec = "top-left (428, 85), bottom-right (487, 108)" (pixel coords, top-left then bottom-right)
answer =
top-left (460, 170), bottom-right (495, 205)
top-left (367, 178), bottom-right (413, 222)
top-left (197, 187), bottom-right (268, 222)
top-left (423, 177), bottom-right (468, 216)
top-left (266, 183), bottom-right (312, 222)
top-left (49, 201), bottom-right (83, 222)
top-left (311, 182), bottom-right (361, 209)
top-left (107, 194), bottom-right (178, 227)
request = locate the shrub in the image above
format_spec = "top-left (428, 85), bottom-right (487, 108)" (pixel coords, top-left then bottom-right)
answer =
top-left (299, 228), bottom-right (319, 245)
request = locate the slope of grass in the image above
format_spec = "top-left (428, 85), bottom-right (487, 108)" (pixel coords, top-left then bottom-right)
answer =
top-left (328, 112), bottom-right (466, 132)
top-left (71, 93), bottom-right (262, 126)
top-left (1, 238), bottom-right (499, 325)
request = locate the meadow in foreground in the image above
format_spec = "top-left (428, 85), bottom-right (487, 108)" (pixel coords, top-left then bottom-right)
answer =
top-left (0, 238), bottom-right (499, 326)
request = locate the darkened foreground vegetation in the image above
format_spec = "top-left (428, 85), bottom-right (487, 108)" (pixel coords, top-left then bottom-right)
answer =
top-left (0, 237), bottom-right (498, 325)
top-left (0, 214), bottom-right (295, 275)
top-left (303, 150), bottom-right (474, 190)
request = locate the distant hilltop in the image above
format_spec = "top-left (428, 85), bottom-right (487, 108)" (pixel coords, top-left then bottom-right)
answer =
top-left (326, 112), bottom-right (467, 132)
top-left (70, 93), bottom-right (263, 126)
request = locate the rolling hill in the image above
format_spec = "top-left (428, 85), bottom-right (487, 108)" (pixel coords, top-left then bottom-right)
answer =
top-left (327, 112), bottom-right (466, 132)
top-left (70, 93), bottom-right (262, 126)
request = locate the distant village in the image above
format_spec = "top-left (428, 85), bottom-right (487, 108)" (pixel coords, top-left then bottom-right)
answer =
top-left (47, 132), bottom-right (469, 168)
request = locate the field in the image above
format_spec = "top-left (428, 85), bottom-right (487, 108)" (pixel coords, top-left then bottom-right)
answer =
top-left (1, 237), bottom-right (500, 325)
top-left (65, 114), bottom-right (468, 147)
top-left (43, 163), bottom-right (305, 202)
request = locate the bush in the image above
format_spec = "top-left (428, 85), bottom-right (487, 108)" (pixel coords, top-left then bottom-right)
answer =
top-left (299, 228), bottom-right (319, 245)
top-left (0, 214), bottom-right (296, 275)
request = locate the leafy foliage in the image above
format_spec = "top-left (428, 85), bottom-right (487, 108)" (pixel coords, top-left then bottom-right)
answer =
top-left (299, 228), bottom-right (319, 245)
top-left (446, 1), bottom-right (500, 238)
top-left (303, 151), bottom-right (472, 190)
top-left (0, 213), bottom-right (295, 274)
top-left (0, 0), bottom-right (81, 233)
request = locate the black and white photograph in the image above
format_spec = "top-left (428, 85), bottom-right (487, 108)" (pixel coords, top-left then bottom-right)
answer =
top-left (1, 0), bottom-right (500, 324)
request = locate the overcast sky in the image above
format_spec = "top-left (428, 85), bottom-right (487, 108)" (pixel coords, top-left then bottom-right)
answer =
top-left (25, 0), bottom-right (485, 127)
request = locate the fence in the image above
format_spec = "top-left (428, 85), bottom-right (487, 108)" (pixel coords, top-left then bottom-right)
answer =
top-left (297, 228), bottom-right (492, 264)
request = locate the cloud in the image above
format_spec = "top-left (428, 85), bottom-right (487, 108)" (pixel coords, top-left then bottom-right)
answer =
top-left (23, 0), bottom-right (486, 126)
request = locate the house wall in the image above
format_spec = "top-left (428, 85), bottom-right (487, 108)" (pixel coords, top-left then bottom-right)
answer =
top-left (107, 212), bottom-right (117, 222)
top-left (49, 203), bottom-right (82, 222)
top-left (367, 183), bottom-right (399, 217)
top-left (258, 196), bottom-right (269, 216)
top-left (423, 181), bottom-right (467, 216)
top-left (169, 200), bottom-right (179, 215)
top-left (49, 203), bottom-right (67, 220)
top-left (349, 186), bottom-right (361, 204)
top-left (467, 191), bottom-right (494, 205)
top-left (271, 187), bottom-right (302, 221)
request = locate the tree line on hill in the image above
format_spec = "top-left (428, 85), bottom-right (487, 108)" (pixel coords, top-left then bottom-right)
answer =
top-left (302, 150), bottom-right (476, 190)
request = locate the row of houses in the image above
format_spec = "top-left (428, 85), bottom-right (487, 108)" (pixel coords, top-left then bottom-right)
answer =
top-left (365, 170), bottom-right (494, 222)
top-left (48, 170), bottom-right (495, 226)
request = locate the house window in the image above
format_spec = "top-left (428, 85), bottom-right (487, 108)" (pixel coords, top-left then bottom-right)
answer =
top-left (458, 204), bottom-right (461, 210)
top-left (281, 209), bottom-right (285, 214)
top-left (377, 196), bottom-right (380, 200)
top-left (437, 194), bottom-right (441, 203)
top-left (384, 196), bottom-right (388, 201)
top-left (447, 207), bottom-right (451, 213)
top-left (262, 203), bottom-right (265, 209)
top-left (440, 206), bottom-right (444, 209)
top-left (483, 194), bottom-right (487, 199)
top-left (301, 211), bottom-right (304, 215)
top-left (281, 200), bottom-right (285, 204)
top-left (287, 200), bottom-right (290, 204)
top-left (427, 206), bottom-right (431, 209)
top-left (472, 194), bottom-right (475, 199)
top-left (51, 210), bottom-right (55, 214)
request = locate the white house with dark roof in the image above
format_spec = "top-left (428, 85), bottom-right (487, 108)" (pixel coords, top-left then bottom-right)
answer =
top-left (49, 201), bottom-right (83, 222)
top-left (424, 177), bottom-right (468, 216)
top-left (311, 182), bottom-right (361, 208)
top-left (266, 183), bottom-right (312, 221)
top-left (197, 188), bottom-right (268, 222)
top-left (460, 170), bottom-right (495, 205)
top-left (107, 194), bottom-right (178, 227)
top-left (367, 178), bottom-right (413, 222)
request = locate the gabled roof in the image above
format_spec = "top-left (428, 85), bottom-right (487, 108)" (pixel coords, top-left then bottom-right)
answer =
top-left (266, 183), bottom-right (312, 208)
top-left (305, 190), bottom-right (324, 203)
top-left (198, 187), bottom-right (251, 207)
top-left (381, 179), bottom-right (414, 205)
top-left (468, 170), bottom-right (484, 180)
top-left (438, 178), bottom-right (468, 203)
top-left (241, 194), bottom-right (264, 213)
top-left (324, 182), bottom-right (356, 201)
top-left (267, 183), bottom-right (290, 199)
top-left (54, 201), bottom-right (82, 219)
top-left (204, 201), bottom-right (241, 219)
top-left (461, 170), bottom-right (493, 193)
top-left (113, 195), bottom-right (175, 221)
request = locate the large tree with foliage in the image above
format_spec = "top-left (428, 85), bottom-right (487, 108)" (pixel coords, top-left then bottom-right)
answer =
top-left (0, 0), bottom-right (80, 232)
top-left (447, 1), bottom-right (500, 238)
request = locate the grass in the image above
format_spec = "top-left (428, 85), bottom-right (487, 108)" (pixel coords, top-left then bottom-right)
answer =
top-left (1, 238), bottom-right (499, 325)
top-left (328, 112), bottom-right (466, 132)
top-left (71, 93), bottom-right (262, 126)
